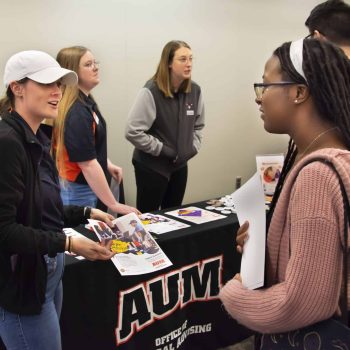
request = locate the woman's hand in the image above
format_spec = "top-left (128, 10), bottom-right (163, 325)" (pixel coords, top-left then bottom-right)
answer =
top-left (107, 160), bottom-right (123, 184)
top-left (233, 273), bottom-right (242, 283)
top-left (236, 221), bottom-right (249, 254)
top-left (90, 208), bottom-right (115, 227)
top-left (112, 203), bottom-right (141, 216)
top-left (70, 236), bottom-right (115, 261)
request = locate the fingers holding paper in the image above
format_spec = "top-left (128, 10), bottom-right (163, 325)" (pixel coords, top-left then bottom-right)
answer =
top-left (71, 236), bottom-right (116, 261)
top-left (233, 273), bottom-right (242, 283)
top-left (236, 221), bottom-right (249, 254)
top-left (90, 208), bottom-right (115, 227)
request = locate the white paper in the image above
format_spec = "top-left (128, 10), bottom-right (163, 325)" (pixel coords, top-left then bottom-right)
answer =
top-left (231, 172), bottom-right (266, 289)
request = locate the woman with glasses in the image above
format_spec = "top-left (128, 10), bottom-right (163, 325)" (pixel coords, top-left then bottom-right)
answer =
top-left (220, 38), bottom-right (350, 346)
top-left (53, 46), bottom-right (139, 215)
top-left (0, 50), bottom-right (116, 350)
top-left (125, 40), bottom-right (205, 213)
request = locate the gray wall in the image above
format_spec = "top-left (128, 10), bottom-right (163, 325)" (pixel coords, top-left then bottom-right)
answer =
top-left (0, 0), bottom-right (336, 205)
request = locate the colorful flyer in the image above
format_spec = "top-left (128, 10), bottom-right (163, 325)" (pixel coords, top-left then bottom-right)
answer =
top-left (140, 213), bottom-right (190, 234)
top-left (178, 209), bottom-right (202, 217)
top-left (256, 154), bottom-right (284, 199)
top-left (166, 206), bottom-right (226, 224)
top-left (88, 213), bottom-right (172, 276)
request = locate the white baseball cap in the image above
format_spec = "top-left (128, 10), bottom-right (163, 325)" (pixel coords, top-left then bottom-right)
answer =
top-left (3, 50), bottom-right (78, 88)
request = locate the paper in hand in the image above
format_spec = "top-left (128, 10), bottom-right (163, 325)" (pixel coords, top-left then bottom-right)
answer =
top-left (231, 172), bottom-right (266, 289)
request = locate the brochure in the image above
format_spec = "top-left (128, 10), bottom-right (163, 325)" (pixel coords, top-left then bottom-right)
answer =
top-left (89, 213), bottom-right (172, 275)
top-left (166, 206), bottom-right (226, 224)
top-left (178, 209), bottom-right (202, 217)
top-left (140, 213), bottom-right (190, 234)
top-left (256, 154), bottom-right (284, 199)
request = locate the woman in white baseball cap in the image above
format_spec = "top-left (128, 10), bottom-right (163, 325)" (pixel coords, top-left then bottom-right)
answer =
top-left (0, 50), bottom-right (116, 350)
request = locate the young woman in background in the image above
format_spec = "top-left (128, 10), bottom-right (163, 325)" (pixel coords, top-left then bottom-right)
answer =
top-left (54, 46), bottom-right (139, 215)
top-left (125, 40), bottom-right (205, 213)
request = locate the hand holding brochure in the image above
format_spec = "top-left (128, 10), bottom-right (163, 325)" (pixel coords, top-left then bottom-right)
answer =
top-left (231, 172), bottom-right (266, 289)
top-left (63, 228), bottom-right (87, 260)
top-left (89, 213), bottom-right (172, 275)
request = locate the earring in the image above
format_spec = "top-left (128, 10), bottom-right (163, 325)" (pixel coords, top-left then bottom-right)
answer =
top-left (294, 99), bottom-right (298, 103)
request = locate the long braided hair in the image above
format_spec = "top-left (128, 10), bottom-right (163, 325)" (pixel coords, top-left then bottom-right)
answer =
top-left (267, 38), bottom-right (350, 229)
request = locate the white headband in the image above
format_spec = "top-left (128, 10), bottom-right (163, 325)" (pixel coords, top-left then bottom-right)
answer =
top-left (289, 38), bottom-right (306, 81)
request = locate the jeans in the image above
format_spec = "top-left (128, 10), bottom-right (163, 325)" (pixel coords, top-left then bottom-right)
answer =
top-left (0, 254), bottom-right (64, 350)
top-left (60, 179), bottom-right (97, 207)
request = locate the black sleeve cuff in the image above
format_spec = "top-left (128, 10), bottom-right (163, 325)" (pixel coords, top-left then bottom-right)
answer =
top-left (84, 206), bottom-right (92, 220)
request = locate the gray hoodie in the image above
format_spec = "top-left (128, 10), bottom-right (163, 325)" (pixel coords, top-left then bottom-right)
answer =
top-left (125, 80), bottom-right (205, 178)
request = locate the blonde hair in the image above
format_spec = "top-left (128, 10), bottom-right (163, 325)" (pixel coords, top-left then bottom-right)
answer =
top-left (0, 89), bottom-right (13, 115)
top-left (53, 46), bottom-right (88, 175)
top-left (0, 78), bottom-right (29, 115)
top-left (152, 40), bottom-right (192, 98)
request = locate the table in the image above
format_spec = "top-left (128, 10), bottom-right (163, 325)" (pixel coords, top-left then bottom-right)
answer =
top-left (60, 202), bottom-right (253, 350)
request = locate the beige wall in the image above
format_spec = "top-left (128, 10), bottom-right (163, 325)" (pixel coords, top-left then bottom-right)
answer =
top-left (0, 0), bottom-right (339, 206)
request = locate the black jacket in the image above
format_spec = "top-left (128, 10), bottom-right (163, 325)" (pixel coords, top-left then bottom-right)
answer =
top-left (0, 112), bottom-right (86, 315)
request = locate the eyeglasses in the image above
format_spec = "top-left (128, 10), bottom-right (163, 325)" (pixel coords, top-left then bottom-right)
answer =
top-left (253, 82), bottom-right (297, 99)
top-left (82, 61), bottom-right (100, 69)
top-left (304, 30), bottom-right (324, 39)
top-left (174, 56), bottom-right (193, 64)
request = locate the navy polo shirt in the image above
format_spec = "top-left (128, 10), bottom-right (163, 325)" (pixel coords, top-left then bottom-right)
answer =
top-left (64, 91), bottom-right (110, 185)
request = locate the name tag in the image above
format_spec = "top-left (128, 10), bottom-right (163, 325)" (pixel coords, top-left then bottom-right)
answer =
top-left (186, 110), bottom-right (194, 116)
top-left (93, 112), bottom-right (99, 125)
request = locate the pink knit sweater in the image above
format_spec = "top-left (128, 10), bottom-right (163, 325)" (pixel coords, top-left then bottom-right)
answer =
top-left (219, 148), bottom-right (350, 334)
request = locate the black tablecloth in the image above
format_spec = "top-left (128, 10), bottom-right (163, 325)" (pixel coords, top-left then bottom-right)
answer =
top-left (60, 202), bottom-right (252, 350)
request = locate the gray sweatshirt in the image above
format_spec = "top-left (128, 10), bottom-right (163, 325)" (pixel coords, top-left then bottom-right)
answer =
top-left (125, 80), bottom-right (205, 178)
